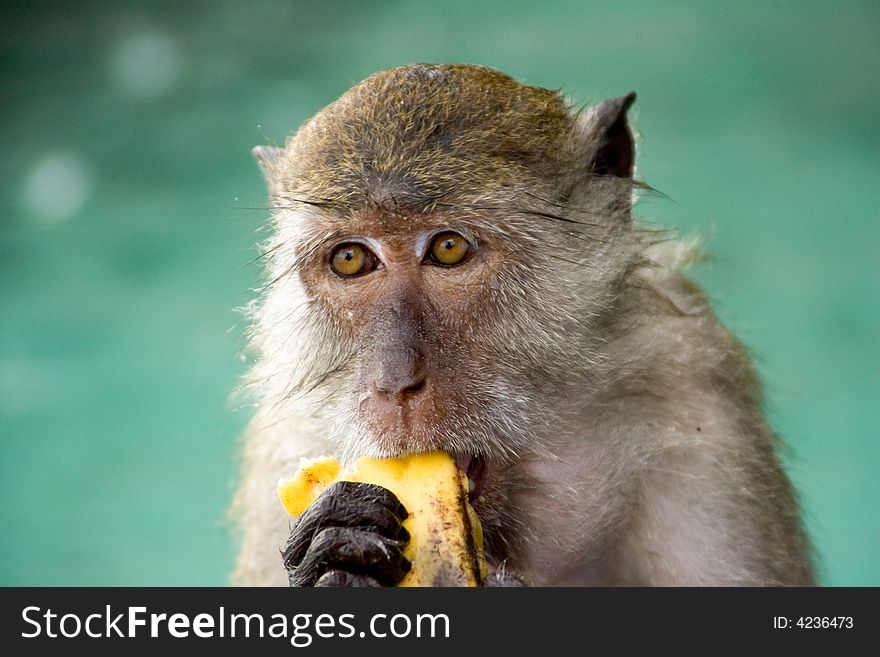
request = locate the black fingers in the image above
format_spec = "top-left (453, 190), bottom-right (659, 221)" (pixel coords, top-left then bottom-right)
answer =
top-left (288, 527), bottom-right (411, 587)
top-left (283, 481), bottom-right (409, 568)
top-left (283, 481), bottom-right (410, 587)
top-left (332, 481), bottom-right (408, 518)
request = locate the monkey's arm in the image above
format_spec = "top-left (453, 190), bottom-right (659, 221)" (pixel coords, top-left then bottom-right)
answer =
top-left (615, 423), bottom-right (814, 586)
top-left (605, 265), bottom-right (814, 585)
top-left (512, 408), bottom-right (813, 587)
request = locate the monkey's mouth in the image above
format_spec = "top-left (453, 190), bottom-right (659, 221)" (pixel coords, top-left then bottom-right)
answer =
top-left (453, 453), bottom-right (488, 507)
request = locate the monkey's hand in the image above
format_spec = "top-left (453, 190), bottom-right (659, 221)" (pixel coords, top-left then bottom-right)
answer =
top-left (282, 481), bottom-right (411, 587)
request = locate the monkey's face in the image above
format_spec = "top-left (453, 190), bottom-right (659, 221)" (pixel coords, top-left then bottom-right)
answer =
top-left (291, 210), bottom-right (547, 521)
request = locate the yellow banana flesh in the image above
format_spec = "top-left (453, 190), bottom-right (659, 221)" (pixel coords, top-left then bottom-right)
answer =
top-left (277, 451), bottom-right (487, 587)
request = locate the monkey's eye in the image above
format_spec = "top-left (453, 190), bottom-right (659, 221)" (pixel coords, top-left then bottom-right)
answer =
top-left (428, 231), bottom-right (470, 266)
top-left (330, 243), bottom-right (377, 277)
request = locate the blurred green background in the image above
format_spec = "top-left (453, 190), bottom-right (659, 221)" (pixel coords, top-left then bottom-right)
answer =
top-left (1, 0), bottom-right (877, 586)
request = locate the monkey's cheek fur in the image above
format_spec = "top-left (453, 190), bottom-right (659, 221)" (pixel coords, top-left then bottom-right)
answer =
top-left (279, 452), bottom-right (488, 586)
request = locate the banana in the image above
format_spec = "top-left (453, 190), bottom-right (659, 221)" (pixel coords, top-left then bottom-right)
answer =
top-left (277, 451), bottom-right (488, 587)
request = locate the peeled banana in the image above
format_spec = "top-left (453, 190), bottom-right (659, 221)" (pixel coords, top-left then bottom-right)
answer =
top-left (277, 451), bottom-right (487, 587)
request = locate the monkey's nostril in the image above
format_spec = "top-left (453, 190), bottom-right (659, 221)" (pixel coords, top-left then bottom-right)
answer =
top-left (375, 374), bottom-right (427, 396)
top-left (402, 377), bottom-right (426, 395)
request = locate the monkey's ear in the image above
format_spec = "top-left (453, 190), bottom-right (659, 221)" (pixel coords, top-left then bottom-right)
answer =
top-left (583, 92), bottom-right (636, 178)
top-left (252, 145), bottom-right (284, 188)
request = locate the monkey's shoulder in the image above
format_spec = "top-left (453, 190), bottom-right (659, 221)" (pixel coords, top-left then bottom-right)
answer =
top-left (605, 253), bottom-right (763, 408)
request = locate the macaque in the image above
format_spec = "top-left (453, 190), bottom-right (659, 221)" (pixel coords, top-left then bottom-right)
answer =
top-left (230, 64), bottom-right (814, 586)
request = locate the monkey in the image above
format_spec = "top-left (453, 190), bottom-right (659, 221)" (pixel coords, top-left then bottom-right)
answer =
top-left (229, 63), bottom-right (814, 587)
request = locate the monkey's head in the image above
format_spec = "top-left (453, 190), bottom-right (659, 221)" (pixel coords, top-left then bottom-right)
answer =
top-left (250, 64), bottom-right (637, 545)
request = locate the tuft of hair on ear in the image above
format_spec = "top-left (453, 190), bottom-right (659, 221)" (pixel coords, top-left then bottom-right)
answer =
top-left (252, 145), bottom-right (284, 190)
top-left (585, 92), bottom-right (637, 179)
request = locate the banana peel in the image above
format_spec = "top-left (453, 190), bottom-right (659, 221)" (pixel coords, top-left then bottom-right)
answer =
top-left (278, 451), bottom-right (488, 587)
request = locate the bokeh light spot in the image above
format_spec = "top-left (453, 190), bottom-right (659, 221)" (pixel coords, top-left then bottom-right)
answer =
top-left (111, 30), bottom-right (181, 99)
top-left (22, 152), bottom-right (93, 224)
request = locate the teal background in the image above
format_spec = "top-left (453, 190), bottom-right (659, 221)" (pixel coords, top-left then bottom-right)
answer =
top-left (1, 1), bottom-right (877, 586)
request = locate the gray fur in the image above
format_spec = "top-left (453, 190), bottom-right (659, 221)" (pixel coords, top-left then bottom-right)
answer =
top-left (230, 64), bottom-right (813, 586)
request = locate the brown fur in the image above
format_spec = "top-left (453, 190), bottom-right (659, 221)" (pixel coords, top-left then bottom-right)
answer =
top-left (231, 64), bottom-right (814, 586)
